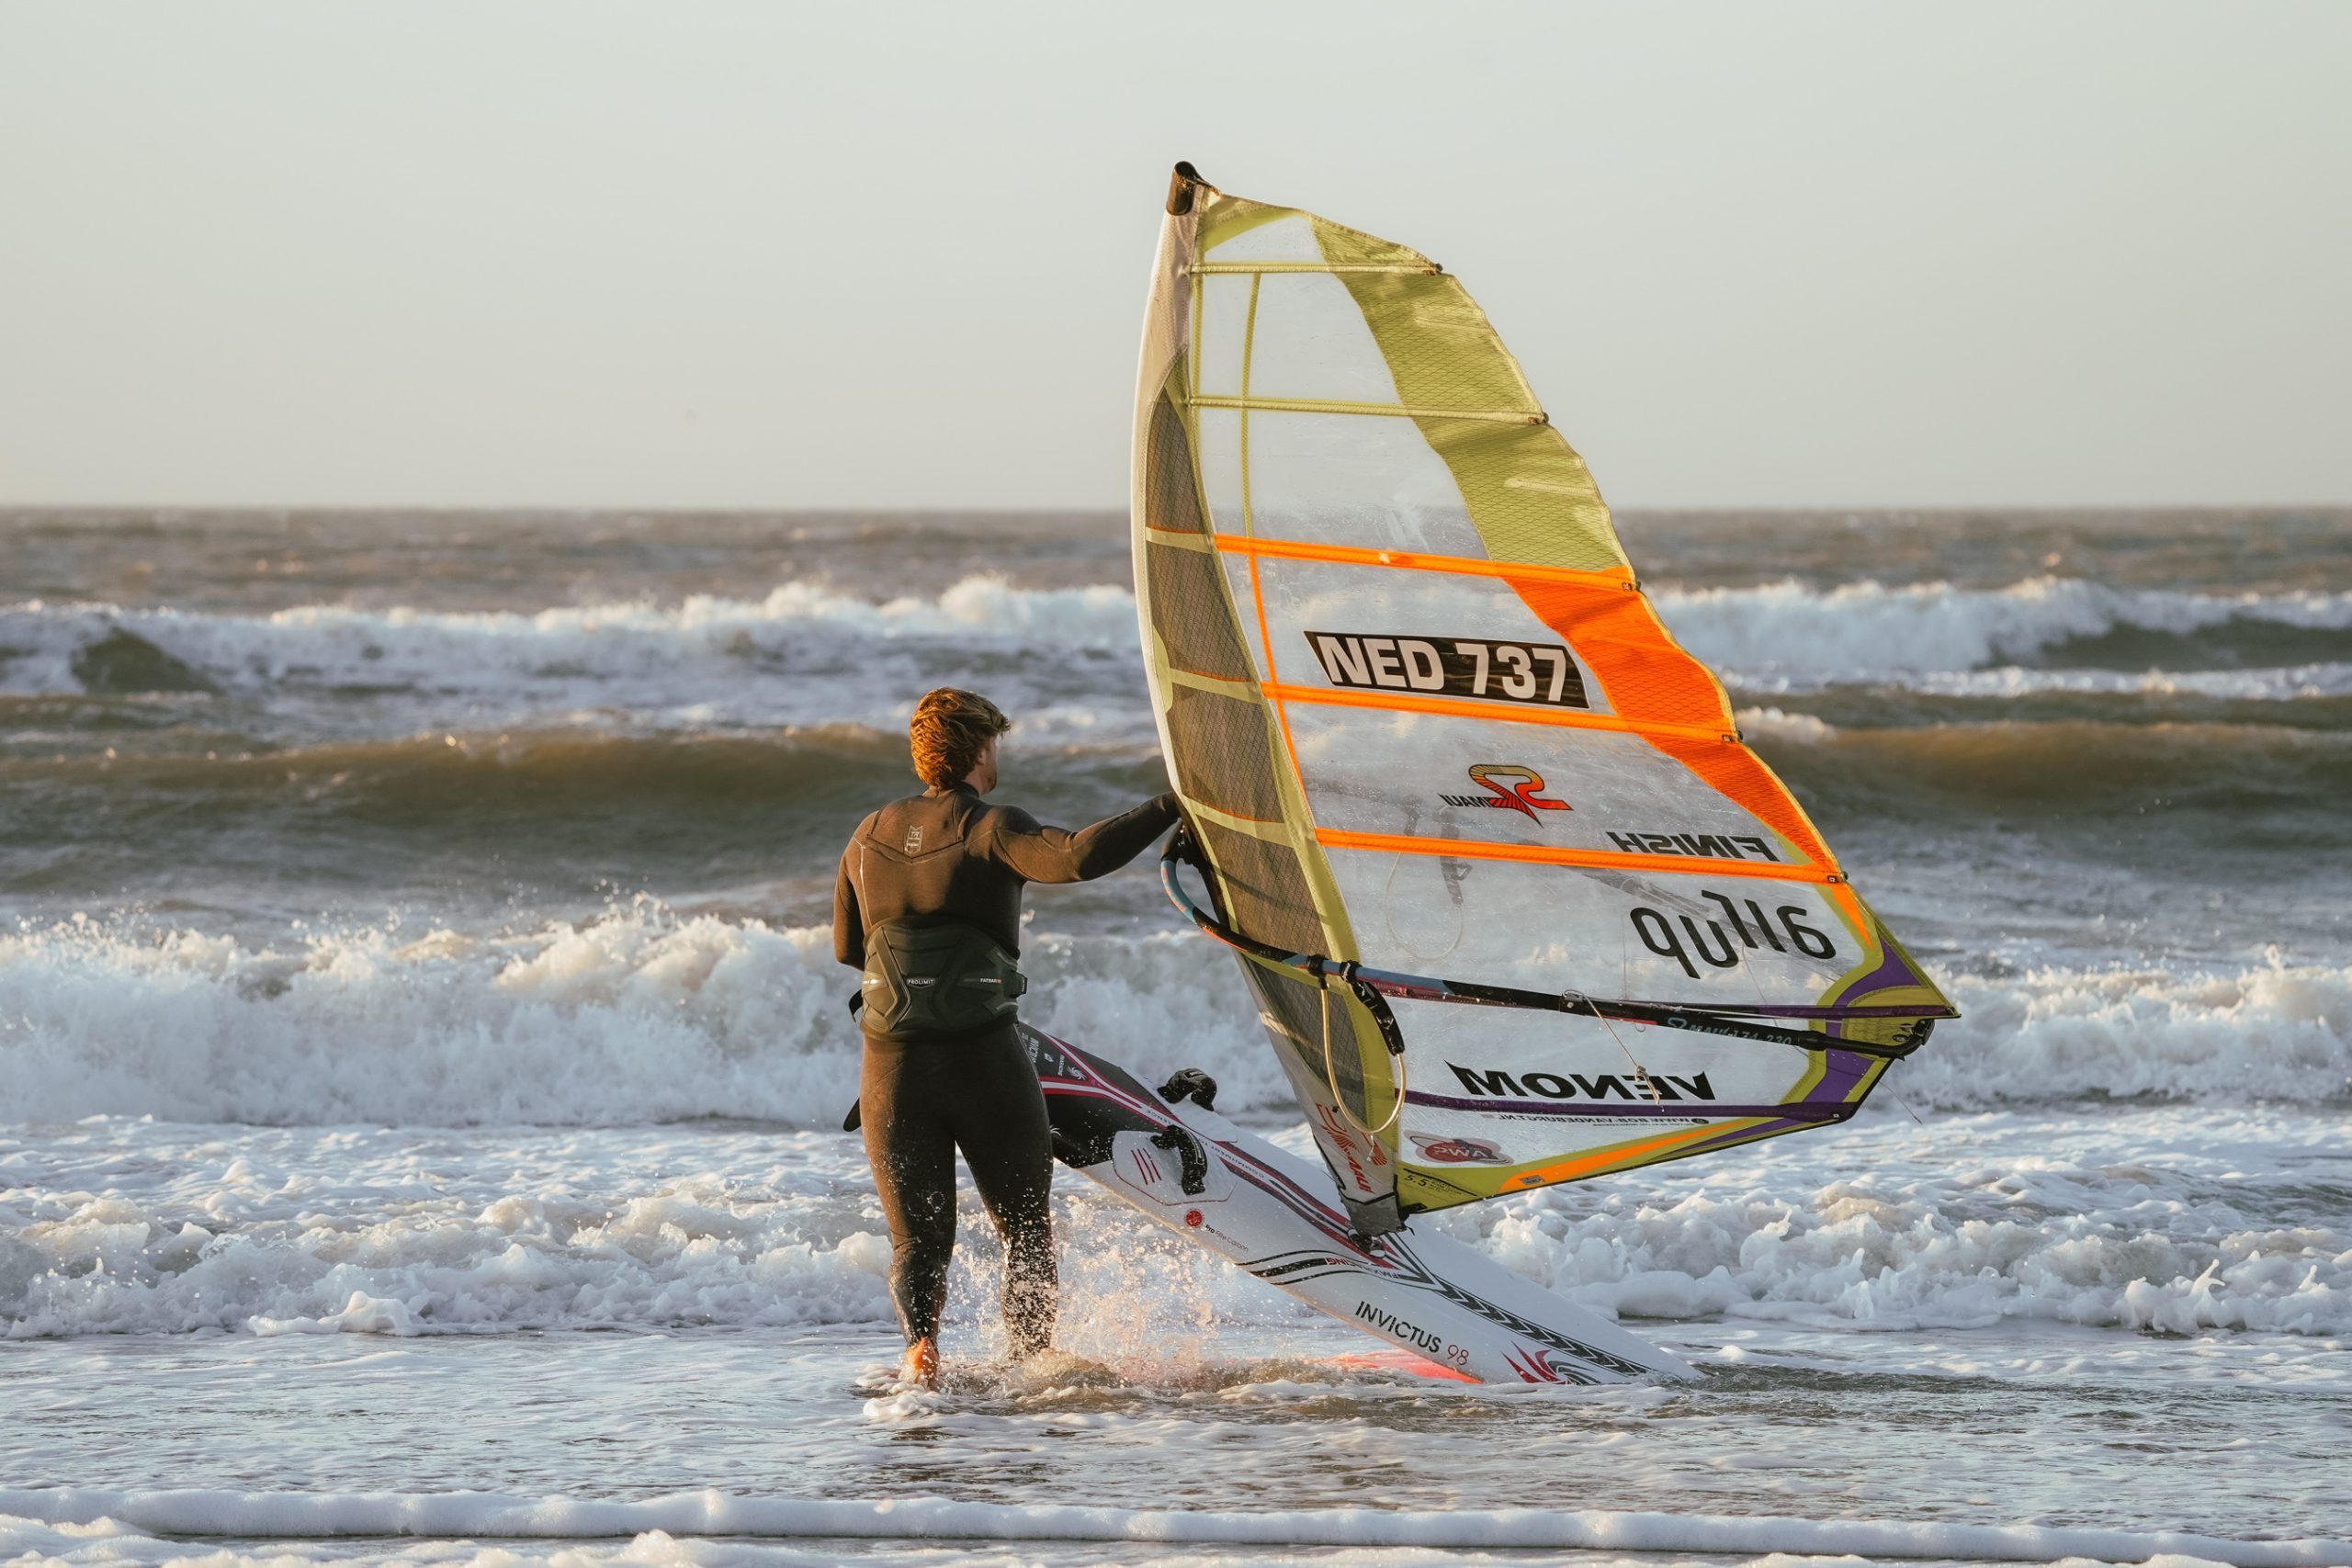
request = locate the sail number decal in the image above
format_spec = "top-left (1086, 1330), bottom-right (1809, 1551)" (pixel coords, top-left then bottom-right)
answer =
top-left (1305, 631), bottom-right (1589, 709)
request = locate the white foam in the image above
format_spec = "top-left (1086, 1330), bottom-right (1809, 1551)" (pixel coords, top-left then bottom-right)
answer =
top-left (0, 910), bottom-right (1275, 1127)
top-left (1445, 1089), bottom-right (2352, 1339)
top-left (1651, 576), bottom-right (2352, 686)
top-left (4, 1072), bottom-right (2346, 1345)
top-left (1900, 661), bottom-right (2352, 701)
top-left (0, 1127), bottom-right (888, 1338)
top-left (5, 1101), bottom-right (2345, 1342)
top-left (248, 1290), bottom-right (424, 1338)
top-left (5, 915), bottom-right (2346, 1341)
top-left (0, 577), bottom-right (1148, 735)
top-left (0, 1488), bottom-right (2339, 1565)
top-left (3, 916), bottom-right (2337, 1128)
top-left (0, 1111), bottom-right (1306, 1340)
top-left (1731, 705), bottom-right (1841, 742)
top-left (7, 577), bottom-right (2347, 725)
top-left (1908, 953), bottom-right (2352, 1109)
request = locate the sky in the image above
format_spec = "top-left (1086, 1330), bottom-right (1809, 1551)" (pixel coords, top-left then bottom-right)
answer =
top-left (2, 1), bottom-right (2346, 511)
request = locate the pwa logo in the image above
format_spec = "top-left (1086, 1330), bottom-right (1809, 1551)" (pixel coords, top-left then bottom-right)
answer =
top-left (1408, 1132), bottom-right (1506, 1164)
top-left (1440, 764), bottom-right (1569, 822)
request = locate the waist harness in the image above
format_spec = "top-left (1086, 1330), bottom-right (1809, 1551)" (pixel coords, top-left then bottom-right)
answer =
top-left (859, 919), bottom-right (1027, 1043)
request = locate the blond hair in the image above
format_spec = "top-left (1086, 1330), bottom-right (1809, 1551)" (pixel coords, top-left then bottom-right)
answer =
top-left (910, 688), bottom-right (1010, 788)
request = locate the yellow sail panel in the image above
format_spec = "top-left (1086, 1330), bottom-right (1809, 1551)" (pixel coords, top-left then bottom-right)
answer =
top-left (1133, 164), bottom-right (1953, 1227)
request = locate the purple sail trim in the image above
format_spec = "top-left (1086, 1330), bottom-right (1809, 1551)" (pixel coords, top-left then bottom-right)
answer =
top-left (1668, 1001), bottom-right (1945, 1020)
top-left (1648, 1053), bottom-right (1874, 1158)
top-left (1811, 1046), bottom-right (1871, 1101)
top-left (1823, 941), bottom-right (1935, 1040)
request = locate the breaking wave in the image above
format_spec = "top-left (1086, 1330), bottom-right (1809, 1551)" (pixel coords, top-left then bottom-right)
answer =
top-left (6, 577), bottom-right (2348, 724)
top-left (5, 1061), bottom-right (2345, 1344)
top-left (2, 910), bottom-right (2344, 1341)
top-left (0, 578), bottom-right (1146, 737)
top-left (1654, 575), bottom-right (2352, 685)
top-left (0, 579), bottom-right (1140, 689)
top-left (1912, 956), bottom-right (2352, 1108)
top-left (0, 909), bottom-right (1279, 1128)
top-left (8, 1111), bottom-right (2344, 1342)
top-left (2, 909), bottom-right (2342, 1129)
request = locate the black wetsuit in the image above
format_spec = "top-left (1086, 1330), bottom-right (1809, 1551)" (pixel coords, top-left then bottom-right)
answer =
top-left (832, 784), bottom-right (1180, 1355)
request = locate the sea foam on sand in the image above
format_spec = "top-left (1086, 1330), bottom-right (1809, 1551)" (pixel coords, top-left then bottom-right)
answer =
top-left (0, 1487), bottom-right (2343, 1567)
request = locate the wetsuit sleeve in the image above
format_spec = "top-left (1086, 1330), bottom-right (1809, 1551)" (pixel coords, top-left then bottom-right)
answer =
top-left (982, 794), bottom-right (1181, 885)
top-left (832, 825), bottom-right (869, 968)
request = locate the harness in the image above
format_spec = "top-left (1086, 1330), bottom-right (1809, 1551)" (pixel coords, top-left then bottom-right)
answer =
top-left (859, 919), bottom-right (1027, 1043)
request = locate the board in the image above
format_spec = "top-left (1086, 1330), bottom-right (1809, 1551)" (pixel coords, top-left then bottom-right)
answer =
top-left (1026, 1025), bottom-right (1694, 1385)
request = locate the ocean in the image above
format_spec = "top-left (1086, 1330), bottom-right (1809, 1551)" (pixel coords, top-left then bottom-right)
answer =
top-left (2, 506), bottom-right (2347, 1566)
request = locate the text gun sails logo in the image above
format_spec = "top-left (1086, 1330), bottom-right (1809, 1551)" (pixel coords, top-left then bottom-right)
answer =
top-left (1442, 764), bottom-right (1569, 822)
top-left (1408, 1132), bottom-right (1507, 1164)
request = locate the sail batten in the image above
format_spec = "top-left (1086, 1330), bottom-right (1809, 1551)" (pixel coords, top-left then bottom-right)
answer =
top-left (1192, 261), bottom-right (1444, 276)
top-left (1209, 534), bottom-right (1634, 589)
top-left (1189, 396), bottom-right (1544, 423)
top-left (1134, 165), bottom-right (1954, 1232)
top-left (1258, 682), bottom-right (1736, 743)
top-left (1310, 829), bottom-right (1841, 884)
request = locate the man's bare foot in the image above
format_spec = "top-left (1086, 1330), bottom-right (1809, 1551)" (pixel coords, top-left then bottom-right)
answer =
top-left (898, 1337), bottom-right (939, 1391)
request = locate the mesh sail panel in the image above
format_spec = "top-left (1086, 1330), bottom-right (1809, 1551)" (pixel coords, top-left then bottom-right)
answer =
top-left (1195, 818), bottom-right (1324, 956)
top-left (1146, 542), bottom-right (1254, 682)
top-left (1143, 390), bottom-right (1207, 536)
top-left (1250, 964), bottom-right (1371, 1123)
top-left (1165, 686), bottom-right (1286, 822)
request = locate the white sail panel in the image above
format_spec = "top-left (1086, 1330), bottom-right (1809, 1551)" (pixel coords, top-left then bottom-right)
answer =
top-left (1322, 849), bottom-right (1866, 998)
top-left (1192, 407), bottom-right (1247, 536)
top-left (1194, 276), bottom-right (1254, 399)
top-left (1243, 413), bottom-right (1486, 552)
top-left (1284, 707), bottom-right (1815, 864)
top-left (1240, 275), bottom-right (1408, 403)
top-left (1202, 212), bottom-right (1325, 264)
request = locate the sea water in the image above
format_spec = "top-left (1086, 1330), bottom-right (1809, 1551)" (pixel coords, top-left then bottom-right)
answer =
top-left (1, 508), bottom-right (2346, 1566)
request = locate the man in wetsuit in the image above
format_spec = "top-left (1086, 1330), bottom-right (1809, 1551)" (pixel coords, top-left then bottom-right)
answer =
top-left (833, 687), bottom-right (1179, 1389)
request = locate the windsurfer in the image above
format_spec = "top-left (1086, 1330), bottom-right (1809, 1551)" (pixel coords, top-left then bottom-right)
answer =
top-left (833, 687), bottom-right (1180, 1388)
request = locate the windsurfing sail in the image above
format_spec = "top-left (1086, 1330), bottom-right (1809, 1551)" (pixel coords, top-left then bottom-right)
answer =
top-left (1130, 163), bottom-right (1957, 1235)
